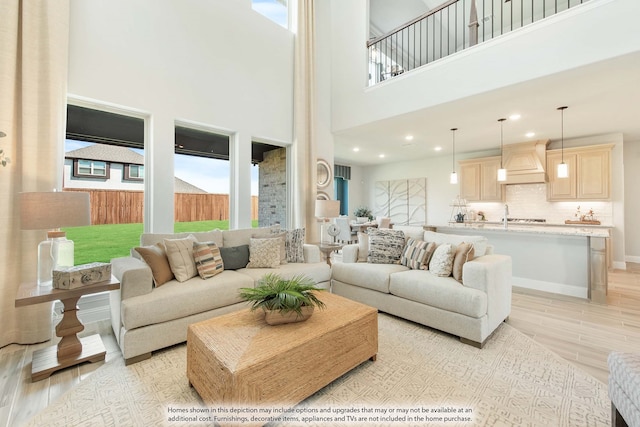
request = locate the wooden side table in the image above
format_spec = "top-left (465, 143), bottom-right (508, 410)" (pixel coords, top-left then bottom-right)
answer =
top-left (314, 242), bottom-right (344, 266)
top-left (15, 276), bottom-right (120, 382)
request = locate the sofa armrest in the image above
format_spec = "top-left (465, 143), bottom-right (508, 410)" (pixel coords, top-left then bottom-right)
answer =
top-left (111, 256), bottom-right (154, 300)
top-left (462, 254), bottom-right (512, 323)
top-left (303, 244), bottom-right (321, 263)
top-left (341, 244), bottom-right (359, 263)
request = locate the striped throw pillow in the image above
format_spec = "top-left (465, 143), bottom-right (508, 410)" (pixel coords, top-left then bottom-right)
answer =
top-left (401, 238), bottom-right (435, 270)
top-left (193, 241), bottom-right (224, 279)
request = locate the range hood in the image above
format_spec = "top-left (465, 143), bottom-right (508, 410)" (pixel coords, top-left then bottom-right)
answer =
top-left (502, 140), bottom-right (550, 184)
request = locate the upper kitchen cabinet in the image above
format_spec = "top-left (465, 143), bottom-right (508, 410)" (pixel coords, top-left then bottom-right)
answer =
top-left (547, 144), bottom-right (612, 201)
top-left (459, 156), bottom-right (505, 202)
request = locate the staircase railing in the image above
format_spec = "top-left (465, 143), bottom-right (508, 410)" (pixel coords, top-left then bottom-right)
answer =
top-left (367, 0), bottom-right (591, 86)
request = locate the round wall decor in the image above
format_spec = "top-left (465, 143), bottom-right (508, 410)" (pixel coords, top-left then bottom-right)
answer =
top-left (316, 159), bottom-right (332, 188)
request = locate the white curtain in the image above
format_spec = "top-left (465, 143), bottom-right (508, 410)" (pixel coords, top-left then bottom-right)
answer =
top-left (292, 0), bottom-right (318, 239)
top-left (0, 0), bottom-right (70, 347)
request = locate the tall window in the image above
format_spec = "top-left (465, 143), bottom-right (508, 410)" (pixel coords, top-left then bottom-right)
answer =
top-left (252, 0), bottom-right (288, 28)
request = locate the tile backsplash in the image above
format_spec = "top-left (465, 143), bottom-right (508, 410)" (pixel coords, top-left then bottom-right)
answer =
top-left (465, 183), bottom-right (613, 225)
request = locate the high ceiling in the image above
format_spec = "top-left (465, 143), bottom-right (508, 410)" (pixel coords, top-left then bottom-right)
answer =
top-left (334, 0), bottom-right (640, 166)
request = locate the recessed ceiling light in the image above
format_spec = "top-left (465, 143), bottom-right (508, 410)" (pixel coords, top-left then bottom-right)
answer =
top-left (379, 154), bottom-right (385, 158)
top-left (353, 147), bottom-right (360, 152)
top-left (525, 132), bottom-right (535, 138)
top-left (405, 135), bottom-right (414, 141)
top-left (509, 114), bottom-right (521, 120)
top-left (434, 146), bottom-right (442, 151)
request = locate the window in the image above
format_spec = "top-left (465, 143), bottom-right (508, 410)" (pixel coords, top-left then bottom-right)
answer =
top-left (125, 164), bottom-right (144, 180)
top-left (252, 0), bottom-right (288, 29)
top-left (75, 159), bottom-right (108, 178)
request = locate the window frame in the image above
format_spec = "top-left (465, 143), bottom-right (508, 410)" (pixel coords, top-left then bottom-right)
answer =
top-left (73, 158), bottom-right (110, 179)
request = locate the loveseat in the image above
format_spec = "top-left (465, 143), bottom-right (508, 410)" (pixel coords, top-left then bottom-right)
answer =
top-left (331, 227), bottom-right (512, 348)
top-left (110, 226), bottom-right (330, 364)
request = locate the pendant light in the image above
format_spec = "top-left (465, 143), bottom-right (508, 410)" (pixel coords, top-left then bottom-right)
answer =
top-left (497, 118), bottom-right (507, 182)
top-left (450, 128), bottom-right (458, 184)
top-left (557, 106), bottom-right (569, 178)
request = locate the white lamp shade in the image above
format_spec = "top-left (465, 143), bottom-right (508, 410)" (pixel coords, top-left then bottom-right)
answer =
top-left (557, 162), bottom-right (569, 178)
top-left (450, 172), bottom-right (458, 184)
top-left (20, 191), bottom-right (91, 230)
top-left (497, 168), bottom-right (507, 182)
top-left (315, 199), bottom-right (340, 219)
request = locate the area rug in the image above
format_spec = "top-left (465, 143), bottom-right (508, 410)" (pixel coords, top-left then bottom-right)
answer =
top-left (23, 314), bottom-right (609, 427)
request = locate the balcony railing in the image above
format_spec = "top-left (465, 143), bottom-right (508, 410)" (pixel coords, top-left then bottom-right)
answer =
top-left (367, 0), bottom-right (591, 86)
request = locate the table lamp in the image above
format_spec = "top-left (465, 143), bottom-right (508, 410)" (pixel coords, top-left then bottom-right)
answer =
top-left (20, 191), bottom-right (91, 286)
top-left (315, 200), bottom-right (340, 244)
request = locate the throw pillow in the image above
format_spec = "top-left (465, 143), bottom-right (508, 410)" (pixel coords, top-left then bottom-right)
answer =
top-left (134, 243), bottom-right (174, 287)
top-left (452, 242), bottom-right (475, 282)
top-left (247, 238), bottom-right (281, 268)
top-left (357, 232), bottom-right (369, 262)
top-left (219, 245), bottom-right (250, 270)
top-left (285, 228), bottom-right (305, 263)
top-left (264, 231), bottom-right (288, 264)
top-left (400, 238), bottom-right (435, 270)
top-left (192, 241), bottom-right (224, 279)
top-left (367, 228), bottom-right (406, 264)
top-left (163, 235), bottom-right (198, 282)
top-left (429, 243), bottom-right (457, 277)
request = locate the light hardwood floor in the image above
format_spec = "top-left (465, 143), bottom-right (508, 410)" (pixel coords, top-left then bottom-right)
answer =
top-left (1, 264), bottom-right (638, 427)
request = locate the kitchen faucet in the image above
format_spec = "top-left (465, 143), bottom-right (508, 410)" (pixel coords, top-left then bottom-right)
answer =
top-left (503, 204), bottom-right (509, 230)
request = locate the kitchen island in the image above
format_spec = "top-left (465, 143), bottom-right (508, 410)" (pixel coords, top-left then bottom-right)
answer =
top-left (432, 223), bottom-right (611, 302)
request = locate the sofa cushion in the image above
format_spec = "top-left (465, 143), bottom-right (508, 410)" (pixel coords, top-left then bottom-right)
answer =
top-left (331, 262), bottom-right (408, 293)
top-left (120, 270), bottom-right (253, 330)
top-left (222, 226), bottom-right (279, 248)
top-left (400, 238), bottom-right (435, 270)
top-left (357, 232), bottom-right (369, 262)
top-left (134, 243), bottom-right (174, 287)
top-left (237, 262), bottom-right (331, 287)
top-left (247, 238), bottom-right (281, 268)
top-left (219, 245), bottom-right (250, 270)
top-left (429, 243), bottom-right (456, 276)
top-left (423, 231), bottom-right (488, 257)
top-left (193, 241), bottom-right (224, 279)
top-left (163, 235), bottom-right (198, 282)
top-left (389, 270), bottom-right (487, 318)
top-left (140, 230), bottom-right (223, 247)
top-left (367, 228), bottom-right (406, 264)
top-left (452, 243), bottom-right (475, 282)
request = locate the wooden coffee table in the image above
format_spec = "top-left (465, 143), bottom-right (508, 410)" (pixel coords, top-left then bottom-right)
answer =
top-left (187, 292), bottom-right (377, 409)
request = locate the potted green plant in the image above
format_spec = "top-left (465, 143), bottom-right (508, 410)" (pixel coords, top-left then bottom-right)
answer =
top-left (353, 206), bottom-right (373, 223)
top-left (239, 273), bottom-right (326, 325)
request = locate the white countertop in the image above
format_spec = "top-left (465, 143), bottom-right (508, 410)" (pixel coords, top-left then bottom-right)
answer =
top-left (437, 222), bottom-right (611, 238)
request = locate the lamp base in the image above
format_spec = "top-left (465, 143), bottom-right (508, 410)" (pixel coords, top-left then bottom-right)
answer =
top-left (37, 232), bottom-right (74, 287)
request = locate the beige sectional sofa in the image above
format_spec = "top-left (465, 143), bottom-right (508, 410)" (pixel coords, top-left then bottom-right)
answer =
top-left (110, 227), bottom-right (331, 364)
top-left (331, 227), bottom-right (512, 348)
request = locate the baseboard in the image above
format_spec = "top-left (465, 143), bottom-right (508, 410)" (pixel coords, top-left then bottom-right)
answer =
top-left (624, 255), bottom-right (640, 264)
top-left (613, 261), bottom-right (627, 270)
top-left (512, 277), bottom-right (588, 299)
top-left (53, 291), bottom-right (111, 325)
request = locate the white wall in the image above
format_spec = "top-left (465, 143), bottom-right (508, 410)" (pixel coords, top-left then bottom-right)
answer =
top-left (68, 0), bottom-right (294, 232)
top-left (330, 0), bottom-right (640, 132)
top-left (624, 139), bottom-right (640, 263)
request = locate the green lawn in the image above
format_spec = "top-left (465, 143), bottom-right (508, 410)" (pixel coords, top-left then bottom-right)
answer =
top-left (64, 220), bottom-right (258, 265)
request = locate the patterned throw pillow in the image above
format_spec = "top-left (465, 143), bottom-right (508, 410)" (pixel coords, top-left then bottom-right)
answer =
top-left (247, 238), bottom-right (281, 268)
top-left (265, 231), bottom-right (288, 264)
top-left (452, 242), bottom-right (475, 282)
top-left (285, 228), bottom-right (305, 263)
top-left (163, 235), bottom-right (198, 282)
top-left (400, 238), bottom-right (436, 270)
top-left (429, 243), bottom-right (456, 277)
top-left (192, 241), bottom-right (224, 279)
top-left (367, 229), bottom-right (406, 264)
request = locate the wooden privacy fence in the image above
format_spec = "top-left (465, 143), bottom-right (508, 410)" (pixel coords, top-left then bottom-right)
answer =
top-left (64, 189), bottom-right (258, 224)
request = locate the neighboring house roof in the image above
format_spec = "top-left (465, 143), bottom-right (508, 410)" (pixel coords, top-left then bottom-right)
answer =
top-left (66, 144), bottom-right (144, 165)
top-left (66, 143), bottom-right (208, 194)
